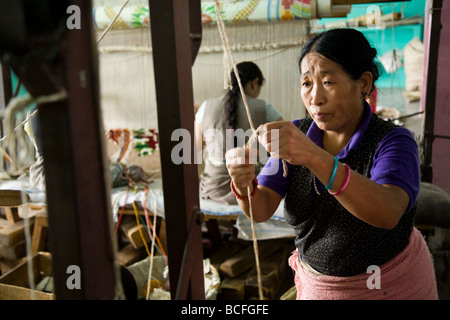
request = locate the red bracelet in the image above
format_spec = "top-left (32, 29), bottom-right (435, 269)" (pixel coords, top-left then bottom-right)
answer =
top-left (328, 164), bottom-right (351, 196)
top-left (230, 179), bottom-right (258, 201)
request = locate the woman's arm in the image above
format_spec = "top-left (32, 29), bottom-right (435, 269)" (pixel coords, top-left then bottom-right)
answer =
top-left (309, 148), bottom-right (409, 229)
top-left (258, 121), bottom-right (415, 230)
top-left (226, 147), bottom-right (282, 222)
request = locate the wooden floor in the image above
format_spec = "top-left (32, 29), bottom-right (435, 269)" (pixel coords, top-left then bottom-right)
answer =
top-left (202, 225), bottom-right (295, 300)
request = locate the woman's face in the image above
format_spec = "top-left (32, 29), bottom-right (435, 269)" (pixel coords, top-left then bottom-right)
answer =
top-left (300, 52), bottom-right (365, 134)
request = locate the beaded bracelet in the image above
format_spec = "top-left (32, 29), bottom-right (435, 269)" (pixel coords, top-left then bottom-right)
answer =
top-left (325, 156), bottom-right (339, 190)
top-left (328, 163), bottom-right (351, 196)
top-left (230, 179), bottom-right (258, 201)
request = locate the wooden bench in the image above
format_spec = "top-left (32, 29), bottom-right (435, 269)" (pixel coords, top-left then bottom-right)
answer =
top-left (0, 190), bottom-right (48, 274)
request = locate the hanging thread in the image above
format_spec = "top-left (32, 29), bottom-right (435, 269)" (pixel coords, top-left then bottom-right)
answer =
top-left (97, 0), bottom-right (130, 44)
top-left (132, 190), bottom-right (152, 259)
top-left (114, 186), bottom-right (130, 235)
top-left (214, 0), bottom-right (256, 131)
top-left (144, 187), bottom-right (158, 300)
top-left (21, 191), bottom-right (36, 300)
top-left (214, 0), bottom-right (264, 299)
top-left (113, 182), bottom-right (167, 300)
top-left (213, 1), bottom-right (287, 174)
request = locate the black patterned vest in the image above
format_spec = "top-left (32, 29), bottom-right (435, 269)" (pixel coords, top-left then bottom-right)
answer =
top-left (284, 114), bottom-right (416, 276)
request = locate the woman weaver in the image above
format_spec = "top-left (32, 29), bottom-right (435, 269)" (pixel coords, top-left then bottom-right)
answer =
top-left (225, 28), bottom-right (437, 300)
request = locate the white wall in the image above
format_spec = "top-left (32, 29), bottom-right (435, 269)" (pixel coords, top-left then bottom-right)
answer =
top-left (97, 20), bottom-right (309, 130)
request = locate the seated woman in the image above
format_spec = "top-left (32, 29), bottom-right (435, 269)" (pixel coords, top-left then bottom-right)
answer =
top-left (195, 61), bottom-right (282, 205)
top-left (225, 29), bottom-right (437, 300)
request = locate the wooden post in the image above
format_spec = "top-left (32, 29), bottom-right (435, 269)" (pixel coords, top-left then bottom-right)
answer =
top-left (420, 0), bottom-right (443, 183)
top-left (0, 63), bottom-right (12, 147)
top-left (1, 0), bottom-right (120, 299)
top-left (0, 63), bottom-right (12, 110)
top-left (44, 0), bottom-right (119, 299)
top-left (148, 0), bottom-right (205, 300)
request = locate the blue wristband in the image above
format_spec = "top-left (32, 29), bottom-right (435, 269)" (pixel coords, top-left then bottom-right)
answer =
top-left (325, 156), bottom-right (338, 190)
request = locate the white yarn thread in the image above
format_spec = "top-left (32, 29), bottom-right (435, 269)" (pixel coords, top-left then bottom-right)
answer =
top-left (213, 0), bottom-right (263, 300)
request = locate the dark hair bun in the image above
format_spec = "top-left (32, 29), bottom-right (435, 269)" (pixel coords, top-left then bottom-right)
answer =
top-left (299, 28), bottom-right (380, 92)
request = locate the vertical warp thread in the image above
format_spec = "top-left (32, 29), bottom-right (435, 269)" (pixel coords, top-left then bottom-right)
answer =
top-left (214, 0), bottom-right (263, 300)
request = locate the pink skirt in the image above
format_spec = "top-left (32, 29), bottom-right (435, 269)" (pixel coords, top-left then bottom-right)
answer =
top-left (288, 227), bottom-right (438, 300)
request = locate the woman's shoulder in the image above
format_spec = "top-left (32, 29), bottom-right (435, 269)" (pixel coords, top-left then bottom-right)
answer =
top-left (380, 125), bottom-right (417, 145)
top-left (368, 114), bottom-right (417, 147)
top-left (374, 125), bottom-right (419, 163)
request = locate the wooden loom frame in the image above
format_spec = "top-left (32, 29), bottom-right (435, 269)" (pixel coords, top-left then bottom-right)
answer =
top-left (0, 0), bottom-right (204, 300)
top-left (0, 0), bottom-right (444, 300)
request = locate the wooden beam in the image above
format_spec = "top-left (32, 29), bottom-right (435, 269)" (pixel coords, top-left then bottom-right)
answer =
top-left (0, 63), bottom-right (12, 110)
top-left (332, 0), bottom-right (410, 4)
top-left (148, 0), bottom-right (205, 300)
top-left (34, 87), bottom-right (85, 299)
top-left (420, 0), bottom-right (443, 183)
top-left (0, 190), bottom-right (30, 207)
top-left (51, 0), bottom-right (118, 299)
top-left (31, 212), bottom-right (48, 254)
top-left (1, 0), bottom-right (120, 299)
top-left (0, 63), bottom-right (12, 140)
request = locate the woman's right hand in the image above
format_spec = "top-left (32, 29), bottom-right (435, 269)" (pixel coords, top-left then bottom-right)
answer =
top-left (225, 147), bottom-right (258, 196)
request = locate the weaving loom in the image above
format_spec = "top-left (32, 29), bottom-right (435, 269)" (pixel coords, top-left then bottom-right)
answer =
top-left (0, 1), bottom-right (312, 277)
top-left (107, 127), bottom-right (294, 241)
top-left (0, 124), bottom-right (294, 242)
top-left (95, 0), bottom-right (350, 129)
top-left (0, 174), bottom-right (294, 242)
top-left (92, 0), bottom-right (317, 242)
top-left (94, 0), bottom-right (351, 28)
top-left (110, 178), bottom-right (295, 241)
top-left (0, 0), bottom-right (347, 299)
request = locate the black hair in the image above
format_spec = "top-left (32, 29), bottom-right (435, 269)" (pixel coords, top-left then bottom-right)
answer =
top-left (226, 61), bottom-right (264, 129)
top-left (298, 28), bottom-right (380, 92)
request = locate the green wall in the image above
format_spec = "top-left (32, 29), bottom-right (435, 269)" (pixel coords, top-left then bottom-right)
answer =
top-left (317, 0), bottom-right (426, 89)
